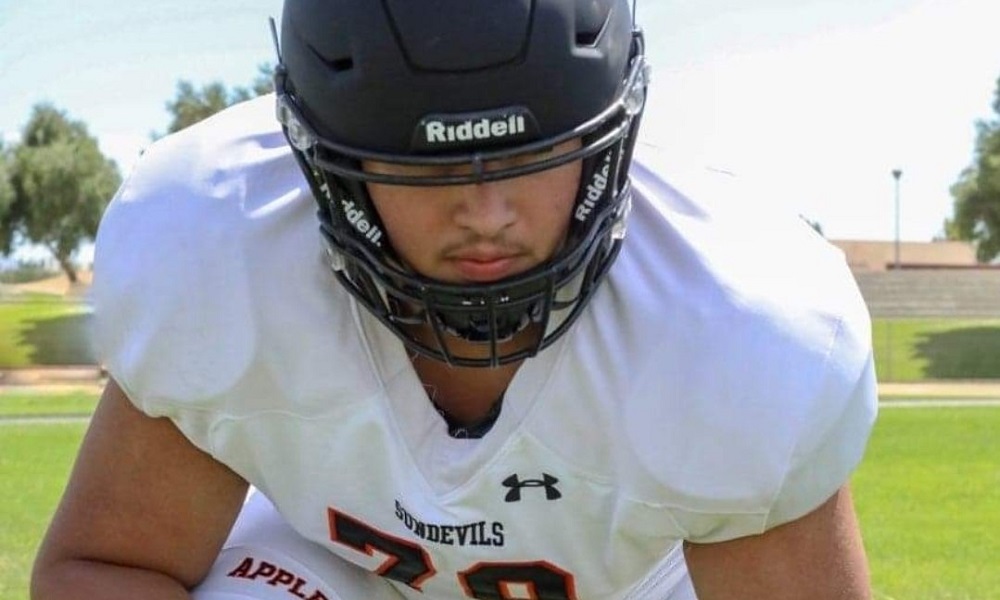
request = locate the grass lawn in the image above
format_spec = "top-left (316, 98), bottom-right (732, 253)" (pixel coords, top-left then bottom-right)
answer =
top-left (0, 391), bottom-right (98, 417)
top-left (2, 393), bottom-right (999, 599)
top-left (0, 423), bottom-right (85, 600)
top-left (853, 406), bottom-right (1000, 599)
top-left (0, 294), bottom-right (94, 368)
top-left (872, 318), bottom-right (1000, 382)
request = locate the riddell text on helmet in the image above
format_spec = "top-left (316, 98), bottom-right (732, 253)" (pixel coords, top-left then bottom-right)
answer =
top-left (319, 181), bottom-right (385, 247)
top-left (574, 152), bottom-right (612, 222)
top-left (424, 115), bottom-right (526, 144)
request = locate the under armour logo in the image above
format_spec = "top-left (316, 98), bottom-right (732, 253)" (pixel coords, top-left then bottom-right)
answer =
top-left (502, 473), bottom-right (561, 502)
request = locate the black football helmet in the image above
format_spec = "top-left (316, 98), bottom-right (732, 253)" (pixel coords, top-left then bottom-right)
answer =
top-left (274, 0), bottom-right (650, 366)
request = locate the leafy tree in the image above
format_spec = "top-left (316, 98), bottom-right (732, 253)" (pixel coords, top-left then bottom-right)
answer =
top-left (246, 62), bottom-right (276, 97)
top-left (946, 75), bottom-right (1000, 262)
top-left (161, 63), bottom-right (275, 135)
top-left (1, 104), bottom-right (121, 283)
top-left (0, 143), bottom-right (14, 244)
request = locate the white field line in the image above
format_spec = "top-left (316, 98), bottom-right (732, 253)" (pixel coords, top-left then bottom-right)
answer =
top-left (0, 414), bottom-right (91, 425)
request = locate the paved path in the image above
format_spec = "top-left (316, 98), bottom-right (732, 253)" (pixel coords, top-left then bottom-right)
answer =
top-left (878, 381), bottom-right (1000, 399)
top-left (0, 366), bottom-right (104, 392)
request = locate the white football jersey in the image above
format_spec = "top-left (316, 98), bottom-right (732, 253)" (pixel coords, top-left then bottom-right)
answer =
top-left (92, 95), bottom-right (877, 599)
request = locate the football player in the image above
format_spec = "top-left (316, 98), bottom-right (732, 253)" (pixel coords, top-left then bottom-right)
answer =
top-left (32, 1), bottom-right (877, 598)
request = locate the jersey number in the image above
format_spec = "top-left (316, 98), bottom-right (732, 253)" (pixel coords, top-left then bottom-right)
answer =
top-left (329, 508), bottom-right (578, 599)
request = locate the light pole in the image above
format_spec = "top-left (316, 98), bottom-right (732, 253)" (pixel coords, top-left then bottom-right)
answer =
top-left (892, 169), bottom-right (903, 270)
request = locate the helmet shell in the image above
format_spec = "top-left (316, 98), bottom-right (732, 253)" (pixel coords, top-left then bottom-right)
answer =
top-left (280, 0), bottom-right (633, 154)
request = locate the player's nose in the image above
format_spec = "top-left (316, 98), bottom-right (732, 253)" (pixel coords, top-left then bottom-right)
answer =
top-left (452, 182), bottom-right (517, 237)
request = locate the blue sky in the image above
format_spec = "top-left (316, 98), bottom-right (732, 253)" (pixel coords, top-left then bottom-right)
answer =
top-left (2, 0), bottom-right (999, 247)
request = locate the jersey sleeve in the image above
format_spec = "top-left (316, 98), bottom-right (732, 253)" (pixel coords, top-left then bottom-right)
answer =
top-left (654, 307), bottom-right (878, 544)
top-left (89, 96), bottom-right (306, 445)
top-left (617, 171), bottom-right (880, 543)
top-left (92, 134), bottom-right (255, 407)
top-left (763, 311), bottom-right (878, 530)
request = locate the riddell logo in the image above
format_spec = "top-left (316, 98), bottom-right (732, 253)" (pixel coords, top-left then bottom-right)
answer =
top-left (425, 114), bottom-right (526, 145)
top-left (574, 152), bottom-right (613, 222)
top-left (414, 109), bottom-right (537, 151)
top-left (319, 182), bottom-right (383, 246)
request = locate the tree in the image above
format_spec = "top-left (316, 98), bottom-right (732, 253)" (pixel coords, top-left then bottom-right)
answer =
top-left (161, 63), bottom-right (275, 134)
top-left (946, 75), bottom-right (1000, 262)
top-left (0, 143), bottom-right (14, 245)
top-left (0, 104), bottom-right (121, 283)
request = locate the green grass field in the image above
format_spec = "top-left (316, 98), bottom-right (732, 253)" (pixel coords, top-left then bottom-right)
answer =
top-left (1, 302), bottom-right (998, 597)
top-left (0, 391), bottom-right (98, 417)
top-left (0, 295), bottom-right (94, 368)
top-left (872, 318), bottom-right (1000, 382)
top-left (0, 422), bottom-right (85, 600)
top-left (1, 396), bottom-right (998, 599)
top-left (853, 406), bottom-right (1000, 599)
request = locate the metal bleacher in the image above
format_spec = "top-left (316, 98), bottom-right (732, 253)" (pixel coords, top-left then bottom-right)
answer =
top-left (852, 269), bottom-right (1000, 319)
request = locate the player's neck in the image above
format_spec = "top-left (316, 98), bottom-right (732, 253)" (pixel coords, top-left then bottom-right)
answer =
top-left (406, 322), bottom-right (541, 428)
top-left (411, 352), bottom-right (522, 428)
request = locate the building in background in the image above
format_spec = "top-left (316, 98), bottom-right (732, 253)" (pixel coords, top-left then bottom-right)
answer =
top-left (831, 240), bottom-right (979, 272)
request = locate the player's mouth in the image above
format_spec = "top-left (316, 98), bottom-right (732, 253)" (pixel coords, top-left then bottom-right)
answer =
top-left (448, 250), bottom-right (525, 282)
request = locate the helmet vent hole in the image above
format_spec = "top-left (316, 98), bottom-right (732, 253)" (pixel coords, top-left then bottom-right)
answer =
top-left (576, 31), bottom-right (600, 47)
top-left (305, 43), bottom-right (355, 74)
top-left (327, 57), bottom-right (354, 73)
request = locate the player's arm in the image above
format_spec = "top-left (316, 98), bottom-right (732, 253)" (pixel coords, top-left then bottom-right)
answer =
top-left (31, 377), bottom-right (249, 599)
top-left (683, 484), bottom-right (870, 599)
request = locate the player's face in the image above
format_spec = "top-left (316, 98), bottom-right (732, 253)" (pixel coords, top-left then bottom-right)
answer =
top-left (364, 140), bottom-right (582, 283)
